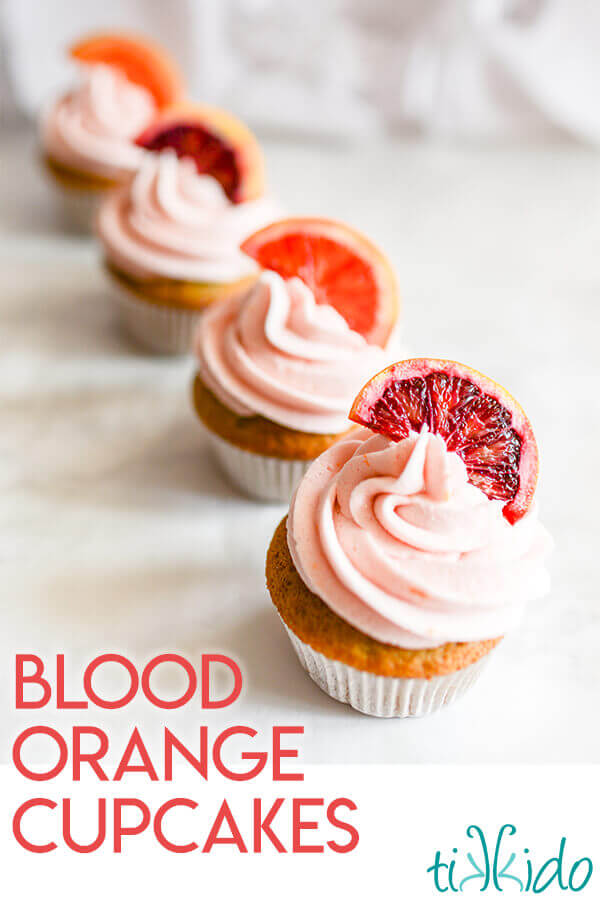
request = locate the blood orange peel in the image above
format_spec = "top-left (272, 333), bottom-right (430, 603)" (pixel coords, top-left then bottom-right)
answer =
top-left (241, 217), bottom-right (399, 347)
top-left (349, 358), bottom-right (538, 524)
top-left (69, 32), bottom-right (185, 109)
top-left (135, 102), bottom-right (265, 204)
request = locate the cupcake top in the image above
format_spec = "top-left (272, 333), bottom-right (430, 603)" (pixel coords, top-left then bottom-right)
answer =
top-left (41, 65), bottom-right (156, 180)
top-left (97, 152), bottom-right (279, 283)
top-left (195, 271), bottom-right (395, 434)
top-left (287, 428), bottom-right (552, 648)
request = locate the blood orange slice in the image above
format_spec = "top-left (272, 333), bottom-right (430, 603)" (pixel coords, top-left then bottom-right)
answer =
top-left (241, 218), bottom-right (399, 346)
top-left (350, 358), bottom-right (539, 523)
top-left (135, 102), bottom-right (264, 204)
top-left (70, 32), bottom-right (185, 109)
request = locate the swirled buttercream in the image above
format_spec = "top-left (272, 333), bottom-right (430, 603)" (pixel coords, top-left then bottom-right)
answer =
top-left (97, 151), bottom-right (278, 282)
top-left (41, 65), bottom-right (155, 180)
top-left (287, 428), bottom-right (552, 648)
top-left (195, 271), bottom-right (395, 433)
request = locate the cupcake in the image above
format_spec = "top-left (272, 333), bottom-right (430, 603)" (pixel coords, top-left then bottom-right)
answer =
top-left (40, 32), bottom-right (184, 232)
top-left (266, 358), bottom-right (552, 717)
top-left (97, 105), bottom-right (278, 354)
top-left (192, 218), bottom-right (401, 502)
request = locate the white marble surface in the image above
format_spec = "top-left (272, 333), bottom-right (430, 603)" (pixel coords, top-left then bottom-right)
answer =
top-left (1, 127), bottom-right (599, 764)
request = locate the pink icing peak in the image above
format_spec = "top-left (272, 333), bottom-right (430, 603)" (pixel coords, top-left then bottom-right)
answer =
top-left (195, 271), bottom-right (396, 434)
top-left (97, 151), bottom-right (279, 282)
top-left (288, 429), bottom-right (552, 649)
top-left (41, 64), bottom-right (155, 180)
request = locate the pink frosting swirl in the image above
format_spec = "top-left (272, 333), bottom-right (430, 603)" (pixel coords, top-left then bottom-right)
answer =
top-left (195, 271), bottom-right (395, 433)
top-left (288, 428), bottom-right (552, 648)
top-left (97, 152), bottom-right (279, 282)
top-left (41, 65), bottom-right (155, 180)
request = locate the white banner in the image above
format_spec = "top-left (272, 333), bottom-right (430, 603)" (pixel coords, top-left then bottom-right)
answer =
top-left (1, 764), bottom-right (598, 897)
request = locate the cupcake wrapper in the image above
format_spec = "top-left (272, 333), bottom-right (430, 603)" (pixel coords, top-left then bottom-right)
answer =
top-left (46, 181), bottom-right (104, 235)
top-left (282, 622), bottom-right (493, 718)
top-left (110, 280), bottom-right (203, 355)
top-left (206, 431), bottom-right (312, 503)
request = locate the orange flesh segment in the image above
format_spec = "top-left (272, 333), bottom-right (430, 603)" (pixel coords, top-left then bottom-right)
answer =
top-left (70, 32), bottom-right (185, 109)
top-left (242, 219), bottom-right (399, 346)
top-left (134, 103), bottom-right (265, 204)
top-left (350, 358), bottom-right (539, 523)
top-left (250, 234), bottom-right (379, 338)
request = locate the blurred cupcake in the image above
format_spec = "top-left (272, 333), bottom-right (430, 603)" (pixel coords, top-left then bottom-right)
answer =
top-left (192, 218), bottom-right (401, 502)
top-left (40, 32), bottom-right (185, 232)
top-left (98, 151), bottom-right (278, 354)
top-left (267, 358), bottom-right (552, 717)
top-left (97, 101), bottom-right (278, 354)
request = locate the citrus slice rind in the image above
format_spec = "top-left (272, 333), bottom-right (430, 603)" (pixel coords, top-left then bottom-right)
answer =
top-left (135, 102), bottom-right (265, 204)
top-left (349, 358), bottom-right (539, 523)
top-left (241, 217), bottom-right (399, 346)
top-left (69, 32), bottom-right (185, 109)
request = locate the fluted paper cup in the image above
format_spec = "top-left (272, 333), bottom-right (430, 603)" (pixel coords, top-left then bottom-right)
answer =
top-left (205, 431), bottom-right (312, 503)
top-left (110, 279), bottom-right (202, 355)
top-left (46, 181), bottom-right (103, 234)
top-left (282, 622), bottom-right (492, 718)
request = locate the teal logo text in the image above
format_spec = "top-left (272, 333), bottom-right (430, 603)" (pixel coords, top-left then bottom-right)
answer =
top-left (427, 825), bottom-right (593, 893)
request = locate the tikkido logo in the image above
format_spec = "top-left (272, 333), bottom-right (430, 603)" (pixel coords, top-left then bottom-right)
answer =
top-left (426, 825), bottom-right (593, 894)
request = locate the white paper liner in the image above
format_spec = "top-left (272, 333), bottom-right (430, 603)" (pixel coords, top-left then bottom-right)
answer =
top-left (46, 180), bottom-right (105, 234)
top-left (282, 622), bottom-right (493, 717)
top-left (110, 280), bottom-right (203, 355)
top-left (205, 430), bottom-right (312, 503)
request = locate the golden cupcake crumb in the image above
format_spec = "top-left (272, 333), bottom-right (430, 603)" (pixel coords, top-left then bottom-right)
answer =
top-left (105, 262), bottom-right (257, 311)
top-left (266, 516), bottom-right (501, 678)
top-left (193, 374), bottom-right (355, 460)
top-left (42, 153), bottom-right (118, 191)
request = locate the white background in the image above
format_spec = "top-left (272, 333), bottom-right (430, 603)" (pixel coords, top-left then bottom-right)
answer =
top-left (4, 0), bottom-right (600, 141)
top-left (1, 125), bottom-right (599, 765)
